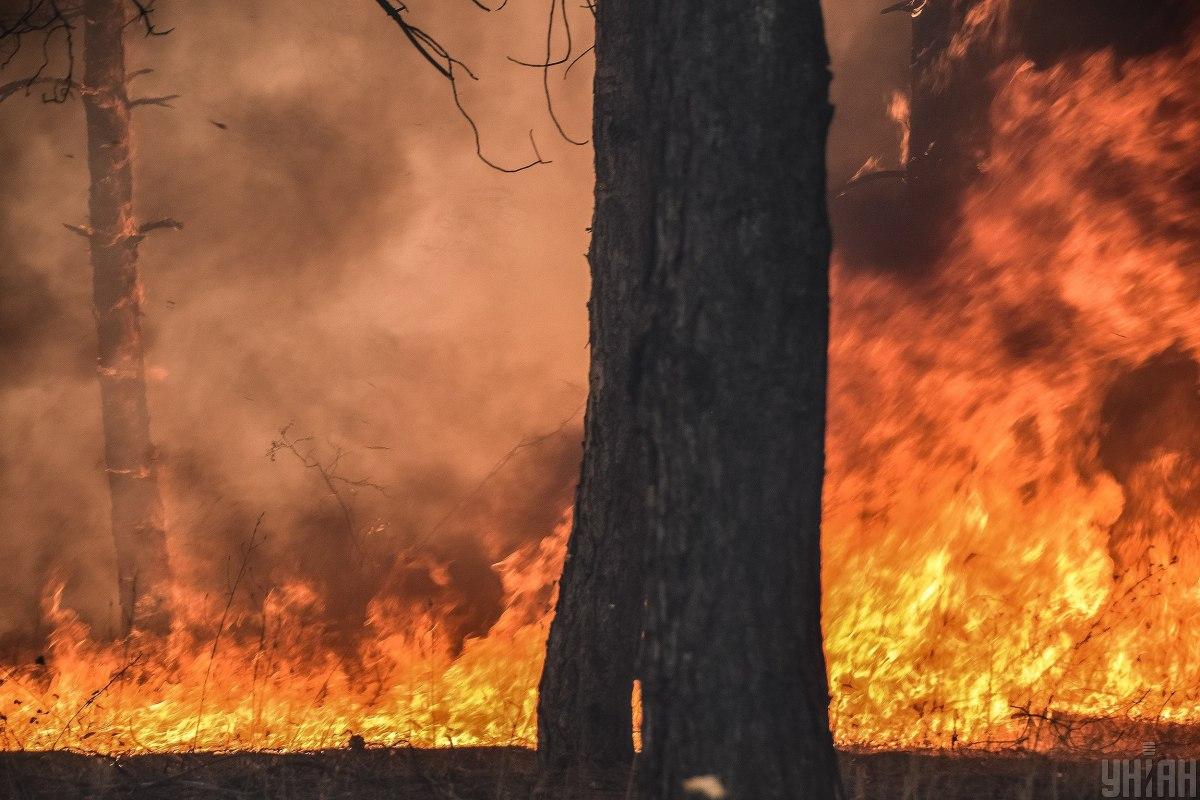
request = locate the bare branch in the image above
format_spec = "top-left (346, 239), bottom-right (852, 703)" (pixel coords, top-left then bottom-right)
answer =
top-left (403, 402), bottom-right (582, 556)
top-left (372, 0), bottom-right (453, 79)
top-left (129, 92), bottom-right (179, 108)
top-left (449, 61), bottom-right (548, 173)
top-left (0, 74), bottom-right (75, 102)
top-left (126, 0), bottom-right (173, 36)
top-left (62, 221), bottom-right (95, 238)
top-left (881, 0), bottom-right (927, 17)
top-left (191, 512), bottom-right (266, 752)
top-left (138, 217), bottom-right (184, 234)
top-left (501, 0), bottom-right (590, 144)
top-left (0, 1), bottom-right (78, 103)
top-left (268, 424), bottom-right (390, 565)
top-left (373, 0), bottom-right (551, 173)
top-left (563, 42), bottom-right (593, 80)
top-left (836, 168), bottom-right (908, 196)
top-left (541, 0), bottom-right (587, 146)
top-left (1, 0), bottom-right (172, 106)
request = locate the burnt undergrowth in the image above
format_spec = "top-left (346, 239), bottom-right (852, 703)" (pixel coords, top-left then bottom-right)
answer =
top-left (0, 746), bottom-right (1126, 799)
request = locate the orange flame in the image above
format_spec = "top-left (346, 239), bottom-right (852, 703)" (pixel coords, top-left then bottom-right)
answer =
top-left (825, 26), bottom-right (1200, 750)
top-left (0, 517), bottom-right (567, 753)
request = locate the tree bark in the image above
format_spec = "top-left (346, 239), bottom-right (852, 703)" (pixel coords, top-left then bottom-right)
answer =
top-left (535, 0), bottom-right (652, 789)
top-left (635, 2), bottom-right (840, 799)
top-left (82, 0), bottom-right (172, 632)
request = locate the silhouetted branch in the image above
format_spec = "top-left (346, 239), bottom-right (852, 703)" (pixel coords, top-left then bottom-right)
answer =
top-left (129, 92), bottom-right (178, 108)
top-left (372, 0), bottom-right (453, 79)
top-left (127, 0), bottom-right (173, 36)
top-left (0, 74), bottom-right (74, 102)
top-left (49, 653), bottom-right (146, 749)
top-left (62, 221), bottom-right (95, 238)
top-left (191, 512), bottom-right (266, 752)
top-left (503, 0), bottom-right (591, 145)
top-left (540, 0), bottom-right (587, 145)
top-left (403, 401), bottom-right (583, 556)
top-left (138, 217), bottom-right (184, 234)
top-left (563, 42), bottom-right (593, 79)
top-left (268, 424), bottom-right (390, 564)
top-left (372, 0), bottom-right (563, 172)
top-left (465, 0), bottom-right (507, 11)
top-left (448, 60), bottom-right (548, 173)
top-left (0, 0), bottom-right (172, 104)
top-left (0, 0), bottom-right (76, 102)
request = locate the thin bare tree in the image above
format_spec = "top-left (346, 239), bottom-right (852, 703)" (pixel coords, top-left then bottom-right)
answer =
top-left (1, 0), bottom-right (179, 631)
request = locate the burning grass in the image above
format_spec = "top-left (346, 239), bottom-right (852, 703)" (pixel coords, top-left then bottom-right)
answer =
top-left (0, 518), bottom-right (569, 754)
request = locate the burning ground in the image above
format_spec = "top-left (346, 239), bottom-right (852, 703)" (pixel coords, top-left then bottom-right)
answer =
top-left (2, 0), bottom-right (1200, 762)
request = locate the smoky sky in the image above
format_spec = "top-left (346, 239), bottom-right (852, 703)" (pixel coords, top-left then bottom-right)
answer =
top-left (0, 1), bottom-right (907, 651)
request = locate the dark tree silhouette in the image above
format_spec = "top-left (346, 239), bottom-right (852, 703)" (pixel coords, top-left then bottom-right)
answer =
top-left (535, 0), bottom-right (649, 788)
top-left (627, 1), bottom-right (841, 797)
top-left (1, 0), bottom-right (178, 631)
top-left (372, 0), bottom-right (551, 173)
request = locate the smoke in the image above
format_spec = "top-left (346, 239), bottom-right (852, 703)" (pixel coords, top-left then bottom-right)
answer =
top-left (822, 0), bottom-right (912, 186)
top-left (0, 0), bottom-right (594, 651)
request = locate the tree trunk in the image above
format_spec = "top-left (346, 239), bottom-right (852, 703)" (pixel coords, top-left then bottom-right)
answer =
top-left (635, 2), bottom-right (840, 799)
top-left (82, 0), bottom-right (172, 632)
top-left (897, 0), bottom-right (994, 266)
top-left (535, 0), bottom-right (652, 789)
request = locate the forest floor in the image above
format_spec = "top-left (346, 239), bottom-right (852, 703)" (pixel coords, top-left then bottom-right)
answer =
top-left (0, 746), bottom-right (1109, 799)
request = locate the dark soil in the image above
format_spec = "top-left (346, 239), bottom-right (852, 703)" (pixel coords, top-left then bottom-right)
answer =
top-left (0, 747), bottom-right (1109, 799)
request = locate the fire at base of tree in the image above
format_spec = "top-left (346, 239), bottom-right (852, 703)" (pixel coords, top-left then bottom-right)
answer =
top-left (2, 0), bottom-right (1200, 798)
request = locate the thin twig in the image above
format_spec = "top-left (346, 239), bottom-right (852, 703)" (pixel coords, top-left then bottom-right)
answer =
top-left (191, 512), bottom-right (266, 752)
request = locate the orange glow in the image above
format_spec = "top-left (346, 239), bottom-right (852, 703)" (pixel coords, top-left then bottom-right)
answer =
top-left (0, 516), bottom-right (567, 752)
top-left (825, 27), bottom-right (1200, 750)
top-left (3, 20), bottom-right (1199, 759)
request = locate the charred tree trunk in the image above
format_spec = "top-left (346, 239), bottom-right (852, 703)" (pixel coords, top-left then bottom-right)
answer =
top-left (535, 0), bottom-right (652, 788)
top-left (826, 1), bottom-right (993, 277)
top-left (896, 0), bottom-right (995, 266)
top-left (635, 2), bottom-right (839, 799)
top-left (82, 0), bottom-right (171, 632)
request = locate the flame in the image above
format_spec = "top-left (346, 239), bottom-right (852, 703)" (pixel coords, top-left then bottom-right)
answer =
top-left (887, 91), bottom-right (911, 166)
top-left (825, 26), bottom-right (1200, 749)
top-left (0, 516), bottom-right (567, 753)
top-left (4, 17), bottom-right (1200, 759)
